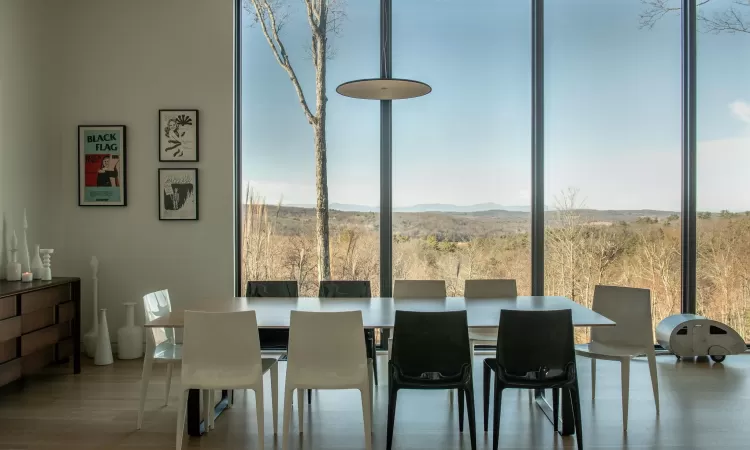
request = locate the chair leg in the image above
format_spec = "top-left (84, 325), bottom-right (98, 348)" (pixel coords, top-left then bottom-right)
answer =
top-left (465, 385), bottom-right (478, 450)
top-left (254, 386), bottom-right (265, 450)
top-left (368, 359), bottom-right (374, 421)
top-left (646, 349), bottom-right (660, 415)
top-left (208, 390), bottom-right (215, 430)
top-left (620, 357), bottom-right (630, 432)
top-left (297, 388), bottom-right (304, 433)
top-left (492, 381), bottom-right (503, 450)
top-left (371, 337), bottom-right (379, 386)
top-left (136, 351), bottom-right (153, 429)
top-left (165, 363), bottom-right (173, 406)
top-left (552, 388), bottom-right (560, 432)
top-left (458, 388), bottom-right (465, 432)
top-left (307, 389), bottom-right (312, 405)
top-left (386, 387), bottom-right (398, 450)
top-left (570, 384), bottom-right (584, 450)
top-left (483, 362), bottom-right (491, 432)
top-left (281, 387), bottom-right (293, 450)
top-left (591, 359), bottom-right (596, 400)
top-left (270, 363), bottom-right (279, 435)
top-left (202, 390), bottom-right (211, 432)
top-left (176, 390), bottom-right (188, 450)
top-left (360, 387), bottom-right (373, 450)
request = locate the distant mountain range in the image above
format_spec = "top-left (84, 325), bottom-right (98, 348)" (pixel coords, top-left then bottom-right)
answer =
top-left (287, 202), bottom-right (545, 213)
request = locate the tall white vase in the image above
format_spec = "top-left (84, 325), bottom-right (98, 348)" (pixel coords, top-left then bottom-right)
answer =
top-left (94, 308), bottom-right (113, 366)
top-left (117, 302), bottom-right (143, 359)
top-left (30, 245), bottom-right (43, 280)
top-left (20, 210), bottom-right (30, 273)
top-left (83, 256), bottom-right (99, 358)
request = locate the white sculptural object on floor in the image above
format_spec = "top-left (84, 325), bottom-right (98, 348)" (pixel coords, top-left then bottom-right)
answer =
top-left (117, 302), bottom-right (144, 359)
top-left (95, 308), bottom-right (114, 366)
top-left (84, 256), bottom-right (100, 358)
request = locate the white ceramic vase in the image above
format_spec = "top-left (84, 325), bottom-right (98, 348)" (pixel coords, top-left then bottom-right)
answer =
top-left (30, 245), bottom-right (43, 280)
top-left (83, 256), bottom-right (99, 358)
top-left (117, 303), bottom-right (143, 359)
top-left (94, 308), bottom-right (113, 366)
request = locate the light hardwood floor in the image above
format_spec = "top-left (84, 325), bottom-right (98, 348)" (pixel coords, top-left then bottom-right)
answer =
top-left (0, 353), bottom-right (748, 449)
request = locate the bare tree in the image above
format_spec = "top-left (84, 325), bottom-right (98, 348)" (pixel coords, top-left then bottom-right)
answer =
top-left (640, 0), bottom-right (750, 34)
top-left (245, 0), bottom-right (346, 281)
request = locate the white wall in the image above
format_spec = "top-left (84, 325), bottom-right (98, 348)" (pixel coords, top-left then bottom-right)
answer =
top-left (56, 0), bottom-right (236, 337)
top-left (0, 1), bottom-right (64, 279)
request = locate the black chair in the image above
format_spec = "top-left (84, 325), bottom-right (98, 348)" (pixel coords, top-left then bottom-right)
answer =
top-left (246, 280), bottom-right (298, 351)
top-left (318, 280), bottom-right (379, 387)
top-left (387, 310), bottom-right (476, 450)
top-left (483, 309), bottom-right (583, 450)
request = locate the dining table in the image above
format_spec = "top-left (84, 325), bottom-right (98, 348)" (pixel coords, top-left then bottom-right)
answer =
top-left (144, 295), bottom-right (614, 438)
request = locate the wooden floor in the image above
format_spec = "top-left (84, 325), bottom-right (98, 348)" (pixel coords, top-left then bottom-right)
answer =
top-left (0, 353), bottom-right (748, 449)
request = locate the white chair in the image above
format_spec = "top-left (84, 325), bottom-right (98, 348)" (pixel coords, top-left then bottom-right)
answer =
top-left (575, 285), bottom-right (660, 431)
top-left (465, 279), bottom-right (518, 355)
top-left (282, 310), bottom-right (373, 450)
top-left (137, 289), bottom-right (181, 429)
top-left (176, 311), bottom-right (279, 450)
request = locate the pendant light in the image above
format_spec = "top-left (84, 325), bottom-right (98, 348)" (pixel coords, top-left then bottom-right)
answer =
top-left (336, 0), bottom-right (431, 100)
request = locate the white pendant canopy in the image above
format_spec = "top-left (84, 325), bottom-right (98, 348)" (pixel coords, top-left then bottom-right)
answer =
top-left (336, 78), bottom-right (432, 100)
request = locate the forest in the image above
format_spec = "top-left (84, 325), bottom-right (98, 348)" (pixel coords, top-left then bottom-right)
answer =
top-left (241, 190), bottom-right (750, 342)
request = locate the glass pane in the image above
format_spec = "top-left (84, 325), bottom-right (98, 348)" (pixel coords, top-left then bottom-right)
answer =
top-left (392, 0), bottom-right (532, 296)
top-left (545, 0), bottom-right (682, 341)
top-left (697, 0), bottom-right (750, 339)
top-left (240, 2), bottom-right (380, 296)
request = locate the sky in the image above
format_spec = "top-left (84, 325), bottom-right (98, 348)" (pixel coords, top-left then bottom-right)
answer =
top-left (241, 0), bottom-right (750, 211)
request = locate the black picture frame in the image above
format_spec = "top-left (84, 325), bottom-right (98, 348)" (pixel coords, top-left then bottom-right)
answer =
top-left (159, 109), bottom-right (199, 162)
top-left (159, 168), bottom-right (199, 221)
top-left (78, 125), bottom-right (127, 206)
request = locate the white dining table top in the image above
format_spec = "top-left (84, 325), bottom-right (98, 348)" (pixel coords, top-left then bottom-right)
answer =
top-left (144, 296), bottom-right (615, 329)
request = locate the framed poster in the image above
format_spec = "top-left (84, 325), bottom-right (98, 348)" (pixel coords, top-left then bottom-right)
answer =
top-left (78, 125), bottom-right (127, 206)
top-left (159, 168), bottom-right (199, 220)
top-left (159, 109), bottom-right (199, 161)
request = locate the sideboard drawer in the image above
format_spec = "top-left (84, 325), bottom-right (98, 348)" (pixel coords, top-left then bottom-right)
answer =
top-left (22, 348), bottom-right (53, 375)
top-left (0, 339), bottom-right (17, 364)
top-left (0, 296), bottom-right (16, 321)
top-left (21, 326), bottom-right (59, 357)
top-left (21, 285), bottom-right (69, 314)
top-left (0, 359), bottom-right (21, 386)
top-left (0, 316), bottom-right (21, 342)
top-left (57, 301), bottom-right (75, 324)
top-left (22, 307), bottom-right (55, 334)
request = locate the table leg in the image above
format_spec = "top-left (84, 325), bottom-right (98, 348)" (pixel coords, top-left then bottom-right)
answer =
top-left (72, 280), bottom-right (81, 374)
top-left (534, 388), bottom-right (574, 436)
top-left (187, 389), bottom-right (231, 436)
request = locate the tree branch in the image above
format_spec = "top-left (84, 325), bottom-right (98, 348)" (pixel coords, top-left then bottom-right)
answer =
top-left (639, 0), bottom-right (749, 35)
top-left (247, 0), bottom-right (316, 124)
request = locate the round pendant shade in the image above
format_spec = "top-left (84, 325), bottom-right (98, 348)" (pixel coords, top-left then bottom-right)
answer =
top-left (336, 78), bottom-right (432, 100)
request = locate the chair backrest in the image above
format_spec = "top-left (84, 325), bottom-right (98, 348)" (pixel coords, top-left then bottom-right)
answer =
top-left (246, 280), bottom-right (298, 297)
top-left (464, 279), bottom-right (518, 298)
top-left (591, 285), bottom-right (653, 347)
top-left (393, 280), bottom-right (446, 298)
top-left (319, 280), bottom-right (371, 297)
top-left (143, 289), bottom-right (173, 347)
top-left (496, 309), bottom-right (575, 377)
top-left (391, 310), bottom-right (471, 379)
top-left (182, 310), bottom-right (263, 387)
top-left (286, 311), bottom-right (367, 381)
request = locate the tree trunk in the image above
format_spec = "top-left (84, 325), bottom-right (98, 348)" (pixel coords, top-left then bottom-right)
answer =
top-left (313, 30), bottom-right (331, 280)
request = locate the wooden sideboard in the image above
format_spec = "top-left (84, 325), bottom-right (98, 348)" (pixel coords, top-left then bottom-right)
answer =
top-left (0, 278), bottom-right (81, 390)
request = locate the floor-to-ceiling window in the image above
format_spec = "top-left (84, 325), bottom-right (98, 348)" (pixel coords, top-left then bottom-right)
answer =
top-left (696, 0), bottom-right (750, 339)
top-left (391, 0), bottom-right (532, 296)
top-left (544, 0), bottom-right (682, 339)
top-left (240, 1), bottom-right (380, 295)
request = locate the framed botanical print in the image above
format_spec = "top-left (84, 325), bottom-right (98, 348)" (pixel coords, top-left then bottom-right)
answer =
top-left (159, 168), bottom-right (199, 220)
top-left (78, 125), bottom-right (127, 206)
top-left (159, 109), bottom-right (199, 161)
